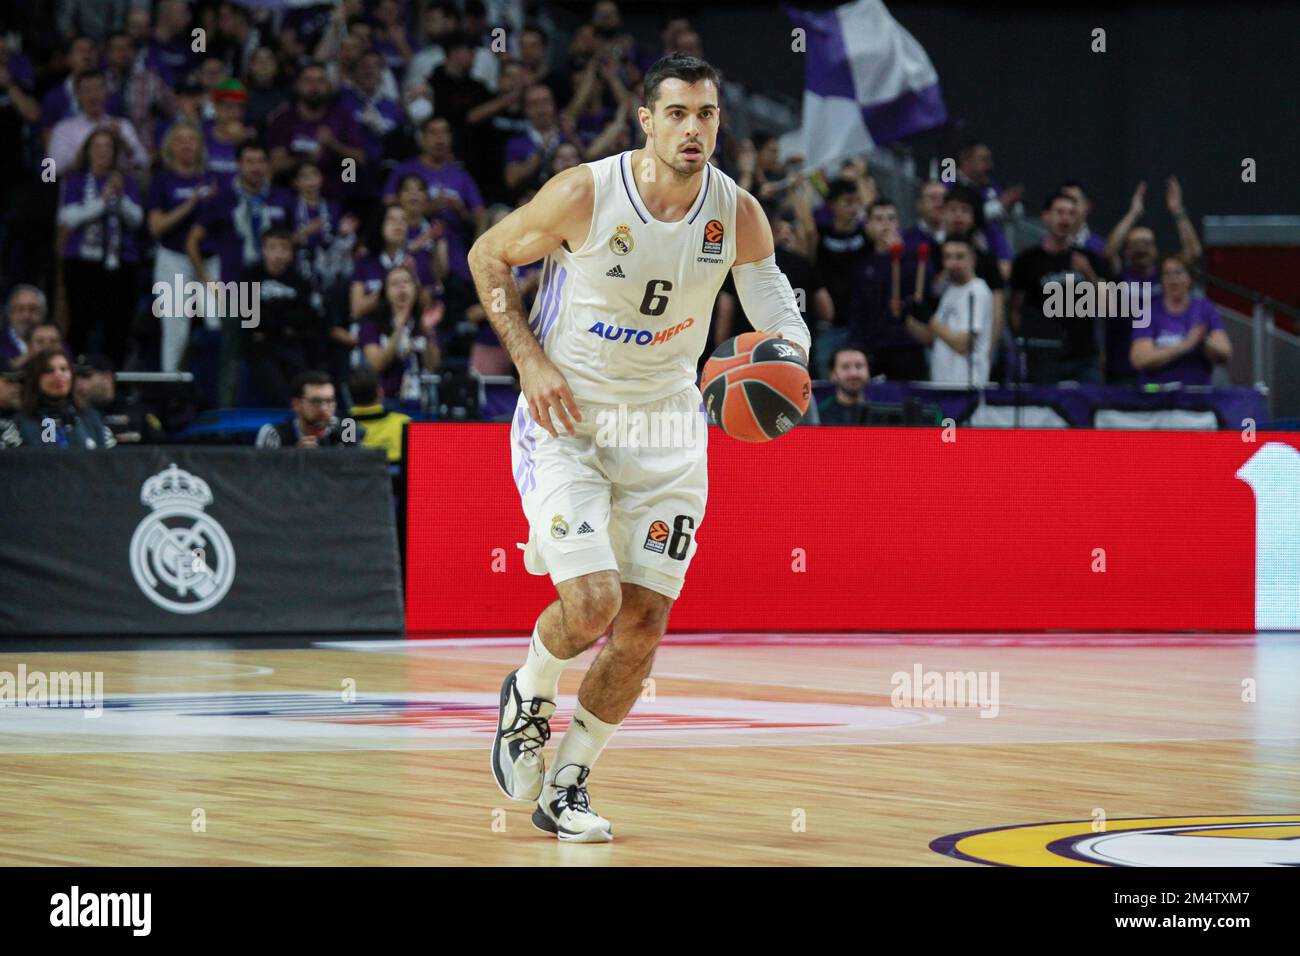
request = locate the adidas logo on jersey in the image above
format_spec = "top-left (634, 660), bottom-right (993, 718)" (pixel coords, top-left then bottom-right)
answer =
top-left (577, 522), bottom-right (594, 535)
top-left (605, 265), bottom-right (626, 278)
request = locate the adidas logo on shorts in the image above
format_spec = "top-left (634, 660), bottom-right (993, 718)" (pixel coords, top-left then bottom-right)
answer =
top-left (576, 522), bottom-right (594, 535)
top-left (605, 265), bottom-right (625, 278)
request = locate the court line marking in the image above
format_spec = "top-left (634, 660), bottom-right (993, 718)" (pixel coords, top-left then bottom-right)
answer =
top-left (320, 633), bottom-right (1299, 651)
top-left (134, 661), bottom-right (275, 680)
top-left (3, 731), bottom-right (1297, 756)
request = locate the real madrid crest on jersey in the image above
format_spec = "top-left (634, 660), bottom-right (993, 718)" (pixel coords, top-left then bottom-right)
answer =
top-left (550, 514), bottom-right (570, 539)
top-left (129, 463), bottom-right (235, 614)
top-left (608, 224), bottom-right (634, 256)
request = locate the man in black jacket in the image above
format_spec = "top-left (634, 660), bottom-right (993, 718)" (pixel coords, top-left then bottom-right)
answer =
top-left (242, 227), bottom-right (323, 407)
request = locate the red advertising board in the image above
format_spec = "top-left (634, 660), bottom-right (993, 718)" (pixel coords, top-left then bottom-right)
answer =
top-left (405, 425), bottom-right (1300, 634)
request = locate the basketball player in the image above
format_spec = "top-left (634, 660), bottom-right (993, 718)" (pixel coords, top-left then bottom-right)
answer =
top-left (468, 54), bottom-right (811, 842)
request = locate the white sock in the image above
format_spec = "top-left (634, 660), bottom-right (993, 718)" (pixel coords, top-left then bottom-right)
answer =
top-left (514, 623), bottom-right (568, 702)
top-left (551, 699), bottom-right (620, 779)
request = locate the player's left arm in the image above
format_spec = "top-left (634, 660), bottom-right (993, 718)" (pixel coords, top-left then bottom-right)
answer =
top-left (732, 189), bottom-right (812, 363)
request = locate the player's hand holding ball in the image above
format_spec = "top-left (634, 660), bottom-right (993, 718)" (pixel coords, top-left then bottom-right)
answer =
top-left (700, 332), bottom-right (811, 442)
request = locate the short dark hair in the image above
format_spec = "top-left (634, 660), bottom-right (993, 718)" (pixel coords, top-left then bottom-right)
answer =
top-left (642, 53), bottom-right (720, 111)
top-left (829, 345), bottom-right (868, 372)
top-left (74, 69), bottom-right (105, 88)
top-left (236, 139), bottom-right (267, 161)
top-left (825, 178), bottom-right (858, 203)
top-left (941, 235), bottom-right (977, 257)
top-left (867, 198), bottom-right (897, 216)
top-left (261, 225), bottom-right (294, 245)
top-left (443, 30), bottom-right (477, 52)
top-left (291, 370), bottom-right (332, 399)
top-left (1042, 191), bottom-right (1076, 213)
top-left (943, 184), bottom-right (979, 210)
top-left (349, 365), bottom-right (380, 405)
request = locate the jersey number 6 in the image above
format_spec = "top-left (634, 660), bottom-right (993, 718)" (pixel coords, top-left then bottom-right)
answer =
top-left (639, 279), bottom-right (674, 317)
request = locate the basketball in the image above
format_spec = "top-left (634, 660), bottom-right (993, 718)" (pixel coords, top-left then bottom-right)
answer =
top-left (700, 332), bottom-right (811, 442)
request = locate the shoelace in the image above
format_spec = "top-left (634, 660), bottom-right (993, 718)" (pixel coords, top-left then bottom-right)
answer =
top-left (558, 782), bottom-right (591, 814)
top-left (506, 699), bottom-right (552, 757)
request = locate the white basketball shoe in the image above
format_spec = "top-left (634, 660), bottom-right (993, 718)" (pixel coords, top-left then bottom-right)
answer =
top-left (532, 763), bottom-right (613, 843)
top-left (491, 670), bottom-right (555, 802)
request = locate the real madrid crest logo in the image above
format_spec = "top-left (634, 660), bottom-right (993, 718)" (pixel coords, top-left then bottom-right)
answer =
top-left (550, 514), bottom-right (570, 539)
top-left (608, 224), bottom-right (634, 256)
top-left (129, 463), bottom-right (235, 614)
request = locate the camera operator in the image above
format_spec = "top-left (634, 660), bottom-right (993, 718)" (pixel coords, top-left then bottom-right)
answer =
top-left (255, 370), bottom-right (364, 448)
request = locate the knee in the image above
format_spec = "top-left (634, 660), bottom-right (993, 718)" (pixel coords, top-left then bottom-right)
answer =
top-left (610, 602), bottom-right (669, 665)
top-left (559, 574), bottom-right (622, 644)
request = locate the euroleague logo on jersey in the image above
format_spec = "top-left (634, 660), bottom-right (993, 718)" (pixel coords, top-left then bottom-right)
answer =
top-left (701, 219), bottom-right (724, 256)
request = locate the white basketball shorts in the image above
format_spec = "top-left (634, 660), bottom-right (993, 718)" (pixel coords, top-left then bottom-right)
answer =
top-left (509, 384), bottom-right (709, 601)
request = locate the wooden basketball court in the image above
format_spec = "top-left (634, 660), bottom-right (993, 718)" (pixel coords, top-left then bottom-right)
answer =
top-left (2, 633), bottom-right (1297, 866)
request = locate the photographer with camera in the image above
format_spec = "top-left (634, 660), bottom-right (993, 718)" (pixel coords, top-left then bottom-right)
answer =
top-left (255, 370), bottom-right (364, 449)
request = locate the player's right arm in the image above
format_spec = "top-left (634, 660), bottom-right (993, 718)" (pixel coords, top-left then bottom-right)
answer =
top-left (467, 164), bottom-right (594, 438)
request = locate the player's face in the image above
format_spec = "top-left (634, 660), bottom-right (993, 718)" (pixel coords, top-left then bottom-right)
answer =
top-left (644, 78), bottom-right (719, 177)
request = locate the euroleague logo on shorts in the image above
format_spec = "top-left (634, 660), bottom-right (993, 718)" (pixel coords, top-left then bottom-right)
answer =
top-left (643, 520), bottom-right (671, 553)
top-left (701, 219), bottom-right (724, 256)
top-left (643, 515), bottom-right (694, 560)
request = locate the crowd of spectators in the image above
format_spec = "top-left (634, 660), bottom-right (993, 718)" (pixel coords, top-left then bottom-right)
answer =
top-left (0, 0), bottom-right (1234, 449)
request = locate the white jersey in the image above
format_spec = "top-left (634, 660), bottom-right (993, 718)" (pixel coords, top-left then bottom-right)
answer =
top-left (930, 276), bottom-right (994, 387)
top-left (525, 151), bottom-right (739, 405)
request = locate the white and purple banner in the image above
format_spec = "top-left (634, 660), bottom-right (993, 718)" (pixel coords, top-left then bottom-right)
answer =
top-left (785, 0), bottom-right (947, 169)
